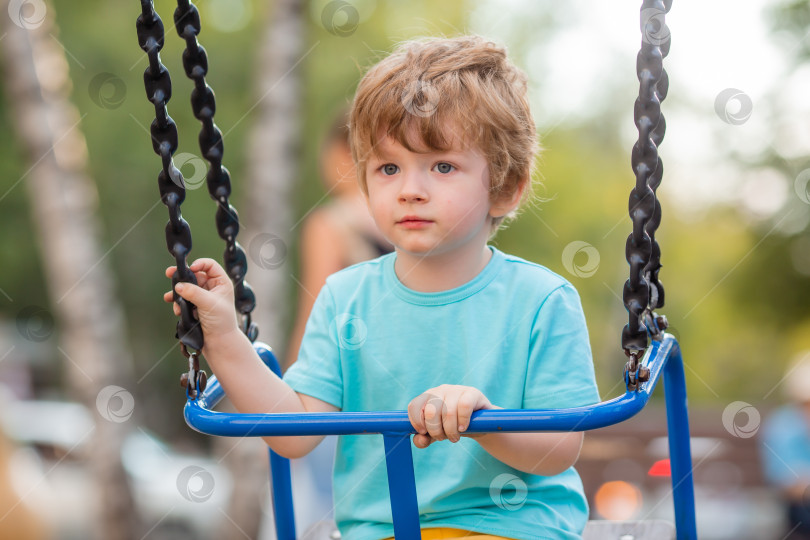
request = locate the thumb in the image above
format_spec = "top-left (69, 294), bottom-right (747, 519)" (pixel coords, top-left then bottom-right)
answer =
top-left (174, 282), bottom-right (213, 310)
top-left (412, 433), bottom-right (433, 449)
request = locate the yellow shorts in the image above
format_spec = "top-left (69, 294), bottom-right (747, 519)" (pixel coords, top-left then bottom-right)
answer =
top-left (382, 527), bottom-right (514, 539)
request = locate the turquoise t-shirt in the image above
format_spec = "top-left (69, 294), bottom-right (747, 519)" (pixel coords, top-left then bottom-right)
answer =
top-left (283, 247), bottom-right (601, 540)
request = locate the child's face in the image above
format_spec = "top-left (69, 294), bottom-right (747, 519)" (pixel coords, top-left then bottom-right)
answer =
top-left (364, 134), bottom-right (512, 260)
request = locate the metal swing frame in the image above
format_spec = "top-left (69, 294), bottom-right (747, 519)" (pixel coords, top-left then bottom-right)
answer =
top-left (184, 333), bottom-right (697, 540)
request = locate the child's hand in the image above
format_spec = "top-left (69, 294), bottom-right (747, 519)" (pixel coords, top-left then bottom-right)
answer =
top-left (407, 385), bottom-right (494, 449)
top-left (163, 259), bottom-right (239, 339)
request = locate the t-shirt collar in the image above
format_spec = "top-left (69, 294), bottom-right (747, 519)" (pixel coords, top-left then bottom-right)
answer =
top-left (384, 246), bottom-right (505, 306)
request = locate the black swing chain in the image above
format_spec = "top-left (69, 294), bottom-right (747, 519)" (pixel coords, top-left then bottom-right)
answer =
top-left (622, 0), bottom-right (672, 390)
top-left (136, 0), bottom-right (257, 397)
top-left (136, 1), bottom-right (204, 360)
top-left (172, 0), bottom-right (258, 343)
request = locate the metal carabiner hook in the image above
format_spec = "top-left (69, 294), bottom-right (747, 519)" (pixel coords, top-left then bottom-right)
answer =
top-left (180, 342), bottom-right (202, 398)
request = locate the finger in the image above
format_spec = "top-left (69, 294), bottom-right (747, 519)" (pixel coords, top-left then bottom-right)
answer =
top-left (423, 397), bottom-right (446, 441)
top-left (442, 400), bottom-right (460, 443)
top-left (165, 266), bottom-right (177, 278)
top-left (412, 433), bottom-right (433, 449)
top-left (164, 290), bottom-right (174, 303)
top-left (173, 303), bottom-right (180, 316)
top-left (173, 281), bottom-right (215, 312)
top-left (193, 271), bottom-right (209, 288)
top-left (188, 258), bottom-right (226, 278)
top-left (408, 394), bottom-right (430, 434)
top-left (456, 390), bottom-right (478, 434)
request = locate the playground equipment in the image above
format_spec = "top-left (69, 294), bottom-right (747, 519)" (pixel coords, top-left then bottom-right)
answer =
top-left (135, 1), bottom-right (694, 538)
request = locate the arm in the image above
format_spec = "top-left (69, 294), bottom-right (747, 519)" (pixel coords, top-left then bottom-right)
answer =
top-left (285, 209), bottom-right (346, 370)
top-left (408, 385), bottom-right (583, 476)
top-left (166, 259), bottom-right (338, 458)
top-left (470, 422), bottom-right (583, 476)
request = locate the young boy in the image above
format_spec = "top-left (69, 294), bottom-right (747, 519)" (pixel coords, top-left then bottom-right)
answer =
top-left (166, 35), bottom-right (600, 540)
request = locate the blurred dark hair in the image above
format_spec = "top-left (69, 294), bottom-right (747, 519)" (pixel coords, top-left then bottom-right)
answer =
top-left (322, 106), bottom-right (350, 150)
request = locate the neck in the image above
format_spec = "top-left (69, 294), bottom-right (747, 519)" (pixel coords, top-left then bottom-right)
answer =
top-left (394, 245), bottom-right (492, 292)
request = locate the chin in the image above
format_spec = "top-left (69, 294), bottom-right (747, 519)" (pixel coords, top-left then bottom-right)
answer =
top-left (396, 245), bottom-right (434, 257)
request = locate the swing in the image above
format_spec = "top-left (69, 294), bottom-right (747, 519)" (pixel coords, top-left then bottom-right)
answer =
top-left (135, 1), bottom-right (694, 538)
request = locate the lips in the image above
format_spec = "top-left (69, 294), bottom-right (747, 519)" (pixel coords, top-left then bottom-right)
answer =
top-left (397, 215), bottom-right (430, 223)
top-left (396, 216), bottom-right (433, 228)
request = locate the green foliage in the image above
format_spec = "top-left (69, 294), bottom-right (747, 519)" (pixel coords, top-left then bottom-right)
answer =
top-left (767, 0), bottom-right (810, 59)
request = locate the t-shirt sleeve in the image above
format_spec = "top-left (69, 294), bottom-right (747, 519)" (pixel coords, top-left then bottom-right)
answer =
top-left (523, 283), bottom-right (601, 409)
top-left (282, 285), bottom-right (344, 409)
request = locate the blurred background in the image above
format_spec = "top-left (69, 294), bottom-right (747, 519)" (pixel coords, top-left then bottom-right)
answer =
top-left (0, 0), bottom-right (808, 538)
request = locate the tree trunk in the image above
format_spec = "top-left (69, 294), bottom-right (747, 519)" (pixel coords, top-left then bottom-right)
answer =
top-left (0, 3), bottom-right (139, 540)
top-left (215, 0), bottom-right (305, 537)
top-left (242, 0), bottom-right (304, 344)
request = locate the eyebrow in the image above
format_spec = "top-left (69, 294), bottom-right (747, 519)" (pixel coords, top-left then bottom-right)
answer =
top-left (369, 147), bottom-right (470, 163)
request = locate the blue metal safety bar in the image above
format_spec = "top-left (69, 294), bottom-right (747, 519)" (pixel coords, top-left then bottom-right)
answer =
top-left (185, 334), bottom-right (697, 540)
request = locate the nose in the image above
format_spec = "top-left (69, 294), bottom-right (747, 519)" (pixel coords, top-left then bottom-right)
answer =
top-left (398, 170), bottom-right (429, 203)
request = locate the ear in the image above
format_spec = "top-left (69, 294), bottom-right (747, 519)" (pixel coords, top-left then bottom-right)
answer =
top-left (489, 177), bottom-right (528, 219)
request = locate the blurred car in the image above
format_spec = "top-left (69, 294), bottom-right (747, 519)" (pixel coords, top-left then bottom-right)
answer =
top-left (0, 396), bottom-right (232, 540)
top-left (578, 404), bottom-right (784, 539)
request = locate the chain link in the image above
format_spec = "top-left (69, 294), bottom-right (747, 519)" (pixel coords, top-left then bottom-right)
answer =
top-left (172, 0), bottom-right (258, 342)
top-left (623, 0), bottom-right (672, 389)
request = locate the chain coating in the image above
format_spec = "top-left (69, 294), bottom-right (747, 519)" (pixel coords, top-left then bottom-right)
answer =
top-left (173, 0), bottom-right (258, 342)
top-left (136, 0), bottom-right (204, 354)
top-left (623, 0), bottom-right (671, 388)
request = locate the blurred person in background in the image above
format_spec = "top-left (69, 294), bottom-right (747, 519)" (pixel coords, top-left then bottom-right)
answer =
top-left (760, 352), bottom-right (810, 540)
top-left (285, 108), bottom-right (393, 369)
top-left (0, 418), bottom-right (49, 539)
top-left (282, 108), bottom-right (392, 532)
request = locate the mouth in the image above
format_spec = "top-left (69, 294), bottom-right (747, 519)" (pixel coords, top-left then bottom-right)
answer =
top-left (396, 216), bottom-right (433, 228)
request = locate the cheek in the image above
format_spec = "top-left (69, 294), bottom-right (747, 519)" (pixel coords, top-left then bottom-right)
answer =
top-left (370, 205), bottom-right (387, 223)
top-left (366, 193), bottom-right (389, 222)
top-left (448, 191), bottom-right (491, 220)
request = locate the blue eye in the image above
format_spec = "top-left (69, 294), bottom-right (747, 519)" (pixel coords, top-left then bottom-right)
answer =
top-left (434, 162), bottom-right (454, 174)
top-left (382, 164), bottom-right (399, 175)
